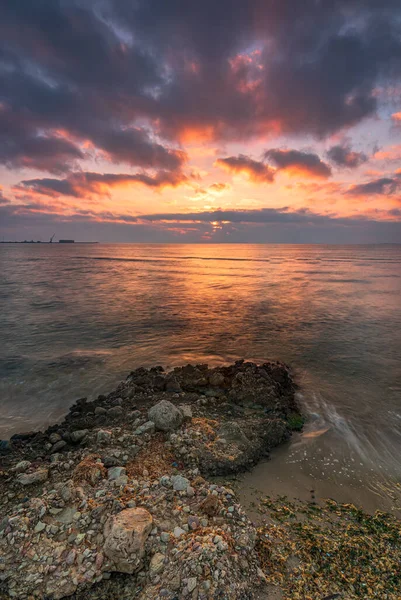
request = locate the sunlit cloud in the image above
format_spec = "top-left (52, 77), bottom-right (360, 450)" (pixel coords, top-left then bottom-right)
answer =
top-left (215, 155), bottom-right (275, 183)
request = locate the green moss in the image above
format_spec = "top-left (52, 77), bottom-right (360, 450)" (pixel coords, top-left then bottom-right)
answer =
top-left (287, 412), bottom-right (305, 431)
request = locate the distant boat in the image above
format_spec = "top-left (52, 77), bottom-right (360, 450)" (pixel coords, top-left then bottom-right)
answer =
top-left (59, 239), bottom-right (75, 243)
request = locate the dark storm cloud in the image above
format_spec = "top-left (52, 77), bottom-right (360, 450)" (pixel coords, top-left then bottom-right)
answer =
top-left (142, 207), bottom-right (364, 225)
top-left (1, 0), bottom-right (401, 174)
top-left (327, 144), bottom-right (368, 169)
top-left (346, 177), bottom-right (400, 196)
top-left (17, 171), bottom-right (189, 199)
top-left (215, 156), bottom-right (275, 183)
top-left (264, 149), bottom-right (332, 179)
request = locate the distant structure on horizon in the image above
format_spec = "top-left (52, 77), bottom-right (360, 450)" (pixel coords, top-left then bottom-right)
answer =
top-left (59, 239), bottom-right (75, 243)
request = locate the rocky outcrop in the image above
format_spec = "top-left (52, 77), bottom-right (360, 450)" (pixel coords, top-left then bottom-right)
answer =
top-left (0, 360), bottom-right (303, 600)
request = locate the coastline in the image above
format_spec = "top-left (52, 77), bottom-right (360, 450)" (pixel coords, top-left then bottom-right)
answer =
top-left (0, 361), bottom-right (399, 599)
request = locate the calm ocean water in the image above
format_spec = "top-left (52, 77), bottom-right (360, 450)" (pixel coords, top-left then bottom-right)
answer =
top-left (1, 243), bottom-right (401, 508)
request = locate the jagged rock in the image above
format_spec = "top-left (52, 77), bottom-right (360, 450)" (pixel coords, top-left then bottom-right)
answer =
top-left (95, 406), bottom-right (107, 416)
top-left (148, 400), bottom-right (183, 432)
top-left (103, 507), bottom-right (153, 574)
top-left (17, 468), bottom-right (49, 486)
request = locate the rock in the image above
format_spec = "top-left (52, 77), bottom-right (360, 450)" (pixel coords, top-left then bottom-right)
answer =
top-left (209, 372), bottom-right (225, 387)
top-left (160, 531), bottom-right (170, 543)
top-left (103, 507), bottom-right (152, 574)
top-left (186, 485), bottom-right (195, 497)
top-left (34, 521), bottom-right (46, 533)
top-left (17, 468), bottom-right (49, 486)
top-left (50, 440), bottom-right (67, 453)
top-left (108, 406), bottom-right (123, 418)
top-left (149, 552), bottom-right (165, 576)
top-left (70, 429), bottom-right (88, 443)
top-left (180, 404), bottom-right (193, 421)
top-left (171, 475), bottom-right (190, 491)
top-left (49, 433), bottom-right (62, 444)
top-left (173, 526), bottom-right (186, 538)
top-left (97, 429), bottom-right (112, 443)
top-left (134, 421), bottom-right (155, 435)
top-left (148, 400), bottom-right (183, 432)
top-left (102, 456), bottom-right (119, 468)
top-left (165, 378), bottom-right (182, 393)
top-left (13, 460), bottom-right (31, 473)
top-left (199, 494), bottom-right (222, 517)
top-left (95, 406), bottom-right (107, 416)
top-left (187, 577), bottom-right (197, 593)
top-left (188, 516), bottom-right (200, 530)
top-left (108, 466), bottom-right (126, 481)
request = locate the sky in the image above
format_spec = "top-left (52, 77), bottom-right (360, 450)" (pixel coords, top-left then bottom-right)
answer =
top-left (1, 1), bottom-right (401, 243)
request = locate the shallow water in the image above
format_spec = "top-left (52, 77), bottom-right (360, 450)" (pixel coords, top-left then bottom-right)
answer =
top-left (1, 243), bottom-right (401, 509)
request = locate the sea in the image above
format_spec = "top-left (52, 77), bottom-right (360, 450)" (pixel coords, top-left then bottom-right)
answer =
top-left (1, 243), bottom-right (401, 511)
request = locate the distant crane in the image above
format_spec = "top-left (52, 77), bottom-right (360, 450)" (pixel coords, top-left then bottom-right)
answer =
top-left (49, 233), bottom-right (55, 243)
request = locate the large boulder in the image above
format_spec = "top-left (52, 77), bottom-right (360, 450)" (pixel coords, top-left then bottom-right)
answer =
top-left (148, 400), bottom-right (183, 432)
top-left (103, 507), bottom-right (152, 574)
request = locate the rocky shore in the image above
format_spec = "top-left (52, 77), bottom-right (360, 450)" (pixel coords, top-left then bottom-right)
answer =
top-left (0, 360), bottom-right (303, 600)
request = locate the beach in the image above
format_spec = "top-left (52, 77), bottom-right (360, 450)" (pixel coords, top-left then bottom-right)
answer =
top-left (0, 360), bottom-right (400, 599)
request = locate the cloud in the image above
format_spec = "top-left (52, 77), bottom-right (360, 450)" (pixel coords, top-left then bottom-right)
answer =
top-left (264, 149), bottom-right (332, 179)
top-left (391, 112), bottom-right (401, 122)
top-left (0, 0), bottom-right (400, 174)
top-left (215, 155), bottom-right (275, 183)
top-left (346, 176), bottom-right (400, 196)
top-left (327, 144), bottom-right (368, 169)
top-left (16, 170), bottom-right (189, 199)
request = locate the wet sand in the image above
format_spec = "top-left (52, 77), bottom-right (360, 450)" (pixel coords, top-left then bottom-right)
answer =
top-left (237, 426), bottom-right (401, 522)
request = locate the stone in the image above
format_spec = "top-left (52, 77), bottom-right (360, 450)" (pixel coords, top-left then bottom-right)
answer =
top-left (102, 456), bottom-right (119, 468)
top-left (209, 372), bottom-right (225, 387)
top-left (134, 421), bottom-right (155, 435)
top-left (34, 521), bottom-right (46, 533)
top-left (180, 404), bottom-right (193, 421)
top-left (186, 486), bottom-right (195, 497)
top-left (148, 400), bottom-right (183, 432)
top-left (95, 406), bottom-right (107, 416)
top-left (160, 532), bottom-right (170, 543)
top-left (173, 526), bottom-right (186, 538)
top-left (107, 406), bottom-right (123, 418)
top-left (187, 577), bottom-right (197, 593)
top-left (97, 430), bottom-right (112, 444)
top-left (51, 440), bottom-right (67, 453)
top-left (199, 495), bottom-right (222, 517)
top-left (14, 460), bottom-right (31, 473)
top-left (103, 507), bottom-right (152, 574)
top-left (17, 468), bottom-right (49, 486)
top-left (165, 378), bottom-right (182, 393)
top-left (49, 433), bottom-right (62, 444)
top-left (70, 430), bottom-right (88, 444)
top-left (171, 475), bottom-right (190, 491)
top-left (108, 466), bottom-right (126, 481)
top-left (149, 552), bottom-right (165, 576)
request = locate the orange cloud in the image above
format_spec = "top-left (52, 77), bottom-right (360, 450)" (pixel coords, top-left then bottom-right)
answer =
top-left (391, 112), bottom-right (401, 122)
top-left (215, 155), bottom-right (275, 183)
